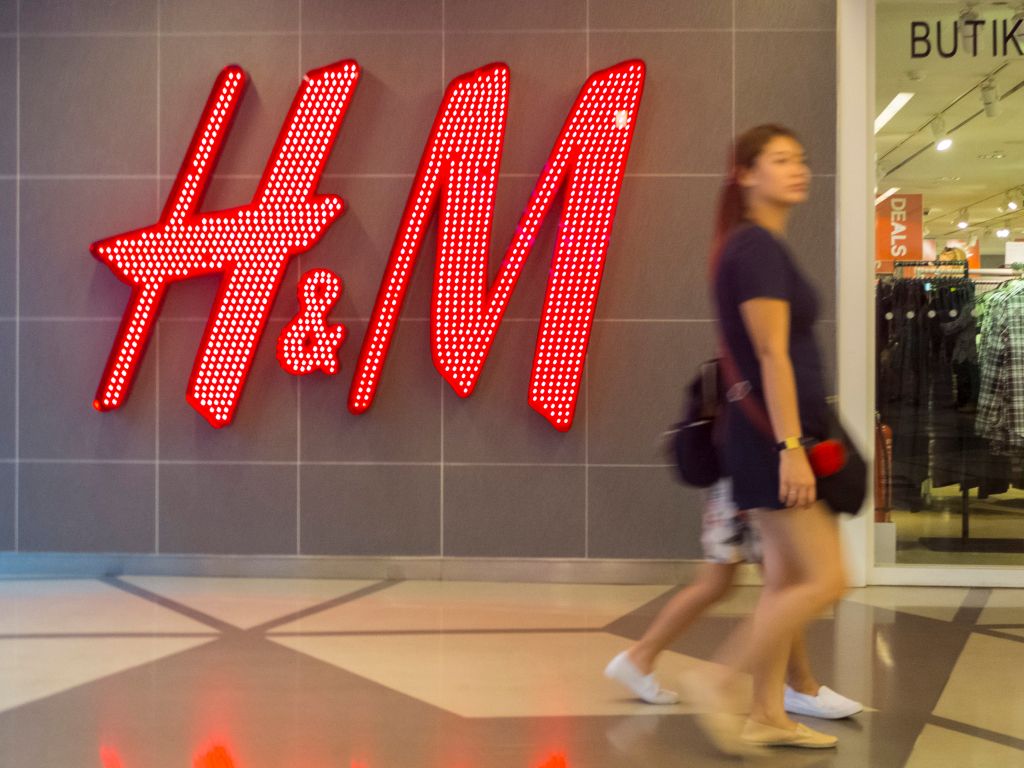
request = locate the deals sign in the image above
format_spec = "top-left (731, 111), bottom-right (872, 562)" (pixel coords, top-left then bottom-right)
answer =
top-left (875, 192), bottom-right (923, 274)
top-left (91, 59), bottom-right (646, 432)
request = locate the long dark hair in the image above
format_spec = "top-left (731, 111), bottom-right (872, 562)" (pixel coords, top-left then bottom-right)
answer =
top-left (709, 124), bottom-right (801, 277)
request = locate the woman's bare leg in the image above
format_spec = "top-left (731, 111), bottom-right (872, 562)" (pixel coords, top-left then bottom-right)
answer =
top-left (785, 633), bottom-right (821, 695)
top-left (628, 561), bottom-right (738, 674)
top-left (718, 502), bottom-right (846, 729)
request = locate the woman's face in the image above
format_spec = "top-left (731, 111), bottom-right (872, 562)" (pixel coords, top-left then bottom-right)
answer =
top-left (739, 135), bottom-right (810, 208)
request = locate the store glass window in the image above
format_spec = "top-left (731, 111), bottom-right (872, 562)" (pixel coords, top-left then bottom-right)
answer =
top-left (875, 1), bottom-right (1024, 565)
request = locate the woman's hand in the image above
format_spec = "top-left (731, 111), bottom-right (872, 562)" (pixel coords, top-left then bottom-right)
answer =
top-left (779, 448), bottom-right (817, 508)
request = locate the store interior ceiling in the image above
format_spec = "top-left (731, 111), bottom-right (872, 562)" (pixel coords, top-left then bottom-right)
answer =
top-left (877, 1), bottom-right (1024, 255)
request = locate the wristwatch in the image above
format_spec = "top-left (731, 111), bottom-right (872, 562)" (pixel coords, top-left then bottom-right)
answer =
top-left (775, 436), bottom-right (810, 452)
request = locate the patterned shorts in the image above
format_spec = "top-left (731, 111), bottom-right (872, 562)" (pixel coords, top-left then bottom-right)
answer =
top-left (701, 477), bottom-right (763, 565)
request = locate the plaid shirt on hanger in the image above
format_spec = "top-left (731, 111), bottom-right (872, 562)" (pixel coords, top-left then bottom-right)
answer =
top-left (977, 283), bottom-right (1024, 453)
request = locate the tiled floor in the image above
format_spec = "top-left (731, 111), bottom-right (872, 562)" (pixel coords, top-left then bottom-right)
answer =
top-left (0, 577), bottom-right (1020, 767)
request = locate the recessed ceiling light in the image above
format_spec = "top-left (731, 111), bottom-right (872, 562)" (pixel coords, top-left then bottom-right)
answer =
top-left (875, 187), bottom-right (900, 205)
top-left (978, 151), bottom-right (1006, 160)
top-left (875, 92), bottom-right (915, 134)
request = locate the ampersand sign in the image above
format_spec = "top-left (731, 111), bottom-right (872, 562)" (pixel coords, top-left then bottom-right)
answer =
top-left (277, 269), bottom-right (346, 375)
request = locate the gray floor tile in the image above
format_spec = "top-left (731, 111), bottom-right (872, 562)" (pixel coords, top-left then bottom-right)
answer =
top-left (443, 464), bottom-right (585, 556)
top-left (18, 462), bottom-right (155, 552)
top-left (20, 36), bottom-right (157, 175)
top-left (158, 463), bottom-right (296, 554)
top-left (300, 464), bottom-right (440, 555)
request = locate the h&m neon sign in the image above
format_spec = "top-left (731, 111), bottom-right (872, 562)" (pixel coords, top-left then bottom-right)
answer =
top-left (92, 59), bottom-right (646, 432)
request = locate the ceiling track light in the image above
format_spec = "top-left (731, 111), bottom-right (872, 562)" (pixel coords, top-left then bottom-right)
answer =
top-left (1008, 192), bottom-right (1020, 212)
top-left (957, 209), bottom-right (970, 229)
top-left (981, 77), bottom-right (1000, 118)
top-left (960, 3), bottom-right (981, 47)
top-left (931, 115), bottom-right (952, 151)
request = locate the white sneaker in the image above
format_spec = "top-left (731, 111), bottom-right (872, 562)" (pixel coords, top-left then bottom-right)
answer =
top-left (784, 685), bottom-right (863, 719)
top-left (604, 651), bottom-right (680, 705)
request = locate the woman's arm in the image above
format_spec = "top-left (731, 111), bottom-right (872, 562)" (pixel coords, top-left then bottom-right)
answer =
top-left (739, 297), bottom-right (817, 508)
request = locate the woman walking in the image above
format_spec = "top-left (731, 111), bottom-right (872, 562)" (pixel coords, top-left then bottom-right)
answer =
top-left (682, 124), bottom-right (849, 753)
top-left (604, 477), bottom-right (862, 723)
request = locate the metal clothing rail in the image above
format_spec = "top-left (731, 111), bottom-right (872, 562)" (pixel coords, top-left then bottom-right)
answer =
top-left (892, 259), bottom-right (969, 280)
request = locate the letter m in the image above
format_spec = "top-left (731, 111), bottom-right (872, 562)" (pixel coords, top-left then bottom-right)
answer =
top-left (348, 60), bottom-right (646, 431)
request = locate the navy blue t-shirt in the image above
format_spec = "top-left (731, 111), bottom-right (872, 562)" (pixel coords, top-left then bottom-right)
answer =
top-left (713, 224), bottom-right (830, 509)
top-left (713, 223), bottom-right (829, 435)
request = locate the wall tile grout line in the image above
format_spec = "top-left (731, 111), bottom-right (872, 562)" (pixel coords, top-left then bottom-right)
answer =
top-left (439, 0), bottom-right (446, 560)
top-left (0, 28), bottom-right (838, 39)
top-left (0, 173), bottom-right (841, 180)
top-left (296, 0), bottom-right (303, 557)
top-left (585, 0), bottom-right (590, 75)
top-left (154, 0), bottom-right (161, 556)
top-left (7, 317), bottom-right (833, 325)
top-left (732, 0), bottom-right (736, 140)
top-left (13, 0), bottom-right (20, 552)
top-left (8, 459), bottom-right (676, 468)
top-left (155, 324), bottom-right (161, 553)
top-left (584, 0), bottom-right (592, 558)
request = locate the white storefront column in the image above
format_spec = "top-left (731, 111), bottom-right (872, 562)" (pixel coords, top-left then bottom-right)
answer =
top-left (836, 0), bottom-right (875, 588)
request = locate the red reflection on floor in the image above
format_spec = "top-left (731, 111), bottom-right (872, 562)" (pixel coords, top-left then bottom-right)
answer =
top-left (195, 746), bottom-right (236, 768)
top-left (99, 746), bottom-right (122, 768)
top-left (100, 745), bottom-right (569, 767)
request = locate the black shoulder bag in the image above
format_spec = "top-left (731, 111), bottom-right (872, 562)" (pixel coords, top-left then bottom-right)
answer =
top-left (667, 353), bottom-right (867, 515)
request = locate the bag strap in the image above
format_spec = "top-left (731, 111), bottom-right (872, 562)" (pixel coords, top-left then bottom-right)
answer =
top-left (717, 342), bottom-right (777, 442)
top-left (712, 221), bottom-right (782, 444)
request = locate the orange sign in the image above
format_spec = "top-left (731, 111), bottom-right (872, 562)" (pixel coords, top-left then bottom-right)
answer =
top-left (875, 193), bottom-right (923, 274)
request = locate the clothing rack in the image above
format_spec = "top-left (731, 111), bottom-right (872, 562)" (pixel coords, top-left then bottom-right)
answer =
top-left (890, 261), bottom-right (973, 545)
top-left (895, 268), bottom-right (1024, 552)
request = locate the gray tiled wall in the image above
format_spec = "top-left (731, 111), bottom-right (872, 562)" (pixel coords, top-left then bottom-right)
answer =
top-left (0, 0), bottom-right (837, 561)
